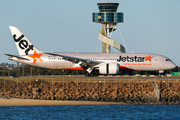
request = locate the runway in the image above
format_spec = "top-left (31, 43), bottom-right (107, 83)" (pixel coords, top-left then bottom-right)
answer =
top-left (2, 75), bottom-right (180, 80)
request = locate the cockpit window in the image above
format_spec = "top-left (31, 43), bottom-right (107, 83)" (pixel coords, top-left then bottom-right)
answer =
top-left (166, 59), bottom-right (171, 61)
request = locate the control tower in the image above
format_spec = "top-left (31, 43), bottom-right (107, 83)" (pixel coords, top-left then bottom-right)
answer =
top-left (93, 1), bottom-right (126, 53)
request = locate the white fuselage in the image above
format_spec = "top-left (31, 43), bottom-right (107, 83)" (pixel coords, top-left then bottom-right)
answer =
top-left (10, 52), bottom-right (176, 72)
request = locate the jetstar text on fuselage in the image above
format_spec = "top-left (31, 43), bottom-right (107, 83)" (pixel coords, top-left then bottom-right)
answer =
top-left (117, 56), bottom-right (152, 62)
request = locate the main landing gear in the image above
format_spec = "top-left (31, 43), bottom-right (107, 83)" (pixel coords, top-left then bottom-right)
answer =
top-left (159, 70), bottom-right (164, 77)
top-left (85, 72), bottom-right (97, 77)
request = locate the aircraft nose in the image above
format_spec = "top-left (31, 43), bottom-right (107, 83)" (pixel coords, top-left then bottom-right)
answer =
top-left (170, 62), bottom-right (176, 69)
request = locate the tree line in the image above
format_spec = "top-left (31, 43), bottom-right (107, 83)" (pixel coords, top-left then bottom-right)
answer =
top-left (0, 65), bottom-right (86, 76)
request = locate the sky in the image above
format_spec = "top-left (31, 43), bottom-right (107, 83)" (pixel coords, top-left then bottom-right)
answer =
top-left (0, 0), bottom-right (180, 65)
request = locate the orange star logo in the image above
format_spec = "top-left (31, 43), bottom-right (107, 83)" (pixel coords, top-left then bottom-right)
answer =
top-left (28, 51), bottom-right (43, 64)
top-left (145, 55), bottom-right (153, 62)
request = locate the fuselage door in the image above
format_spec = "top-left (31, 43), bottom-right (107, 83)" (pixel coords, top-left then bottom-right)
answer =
top-left (151, 56), bottom-right (159, 63)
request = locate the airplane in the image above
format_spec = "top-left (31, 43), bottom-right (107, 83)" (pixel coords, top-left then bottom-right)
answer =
top-left (4, 26), bottom-right (176, 76)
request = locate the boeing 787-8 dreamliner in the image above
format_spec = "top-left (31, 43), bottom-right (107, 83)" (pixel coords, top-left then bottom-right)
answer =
top-left (4, 26), bottom-right (176, 76)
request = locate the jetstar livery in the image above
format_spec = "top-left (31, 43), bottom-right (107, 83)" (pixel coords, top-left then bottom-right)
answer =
top-left (4, 26), bottom-right (176, 76)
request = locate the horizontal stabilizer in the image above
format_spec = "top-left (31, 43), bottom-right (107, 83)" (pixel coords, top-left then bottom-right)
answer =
top-left (4, 53), bottom-right (30, 61)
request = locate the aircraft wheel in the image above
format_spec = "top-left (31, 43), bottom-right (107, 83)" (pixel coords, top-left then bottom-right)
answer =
top-left (85, 73), bottom-right (90, 77)
top-left (93, 73), bottom-right (97, 77)
top-left (90, 73), bottom-right (97, 77)
top-left (90, 73), bottom-right (93, 77)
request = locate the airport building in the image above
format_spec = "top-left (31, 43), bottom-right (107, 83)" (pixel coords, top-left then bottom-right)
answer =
top-left (93, 1), bottom-right (126, 53)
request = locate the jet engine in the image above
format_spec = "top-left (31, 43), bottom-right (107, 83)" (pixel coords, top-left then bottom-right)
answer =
top-left (99, 63), bottom-right (120, 74)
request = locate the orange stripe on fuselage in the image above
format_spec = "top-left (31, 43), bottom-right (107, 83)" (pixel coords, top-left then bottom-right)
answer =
top-left (52, 65), bottom-right (134, 72)
top-left (120, 65), bottom-right (134, 71)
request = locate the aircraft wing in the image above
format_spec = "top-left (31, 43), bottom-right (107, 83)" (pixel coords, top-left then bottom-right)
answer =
top-left (46, 53), bottom-right (102, 68)
top-left (4, 53), bottom-right (30, 61)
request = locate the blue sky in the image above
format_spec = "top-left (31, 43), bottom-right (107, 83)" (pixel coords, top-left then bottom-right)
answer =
top-left (0, 0), bottom-right (180, 65)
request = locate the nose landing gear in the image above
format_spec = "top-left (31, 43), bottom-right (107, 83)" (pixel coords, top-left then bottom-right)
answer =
top-left (159, 70), bottom-right (164, 77)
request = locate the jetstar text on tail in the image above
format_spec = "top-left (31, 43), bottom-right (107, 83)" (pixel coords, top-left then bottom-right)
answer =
top-left (13, 34), bottom-right (34, 55)
top-left (117, 56), bottom-right (153, 62)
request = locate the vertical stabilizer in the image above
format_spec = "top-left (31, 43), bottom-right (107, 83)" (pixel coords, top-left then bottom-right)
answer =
top-left (9, 26), bottom-right (42, 55)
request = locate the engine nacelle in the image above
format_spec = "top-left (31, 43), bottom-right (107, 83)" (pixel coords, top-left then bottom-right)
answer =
top-left (99, 63), bottom-right (120, 74)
